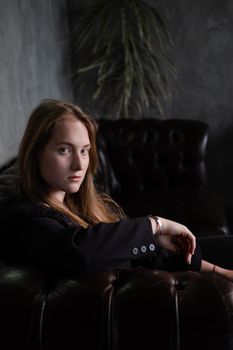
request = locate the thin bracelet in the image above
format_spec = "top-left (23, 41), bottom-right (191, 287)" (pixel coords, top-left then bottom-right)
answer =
top-left (213, 265), bottom-right (216, 273)
top-left (149, 215), bottom-right (163, 238)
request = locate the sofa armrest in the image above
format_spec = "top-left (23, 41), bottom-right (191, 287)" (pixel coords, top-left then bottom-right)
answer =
top-left (0, 261), bottom-right (232, 349)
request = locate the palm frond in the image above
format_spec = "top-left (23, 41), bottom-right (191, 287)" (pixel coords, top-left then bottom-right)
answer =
top-left (71, 0), bottom-right (176, 119)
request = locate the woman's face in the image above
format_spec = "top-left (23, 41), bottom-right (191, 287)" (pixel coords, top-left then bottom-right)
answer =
top-left (39, 115), bottom-right (90, 204)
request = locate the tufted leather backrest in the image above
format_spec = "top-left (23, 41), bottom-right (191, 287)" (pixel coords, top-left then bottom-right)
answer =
top-left (96, 119), bottom-right (209, 196)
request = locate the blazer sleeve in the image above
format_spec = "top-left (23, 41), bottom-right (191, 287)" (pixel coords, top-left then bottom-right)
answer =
top-left (7, 206), bottom-right (157, 272)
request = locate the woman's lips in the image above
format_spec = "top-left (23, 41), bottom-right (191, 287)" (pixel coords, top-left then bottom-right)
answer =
top-left (68, 176), bottom-right (82, 182)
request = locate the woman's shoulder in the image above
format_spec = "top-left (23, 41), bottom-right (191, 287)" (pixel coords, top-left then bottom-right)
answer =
top-left (0, 199), bottom-right (42, 218)
top-left (0, 200), bottom-right (72, 227)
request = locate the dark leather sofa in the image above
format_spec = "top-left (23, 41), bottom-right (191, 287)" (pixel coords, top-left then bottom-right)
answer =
top-left (0, 118), bottom-right (233, 349)
top-left (96, 118), bottom-right (228, 237)
top-left (96, 118), bottom-right (233, 270)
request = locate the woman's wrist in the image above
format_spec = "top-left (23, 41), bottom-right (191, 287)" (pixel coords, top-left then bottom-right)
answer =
top-left (148, 215), bottom-right (163, 238)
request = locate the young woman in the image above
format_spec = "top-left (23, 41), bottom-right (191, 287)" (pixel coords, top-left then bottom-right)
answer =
top-left (0, 99), bottom-right (232, 279)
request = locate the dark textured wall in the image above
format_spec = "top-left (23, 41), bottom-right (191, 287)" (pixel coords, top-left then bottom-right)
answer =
top-left (165, 0), bottom-right (233, 206)
top-left (67, 0), bottom-right (233, 206)
top-left (0, 0), bottom-right (73, 165)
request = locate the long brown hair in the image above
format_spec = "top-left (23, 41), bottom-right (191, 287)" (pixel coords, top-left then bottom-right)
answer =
top-left (18, 99), bottom-right (125, 227)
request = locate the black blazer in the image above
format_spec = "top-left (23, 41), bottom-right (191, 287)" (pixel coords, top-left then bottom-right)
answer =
top-left (0, 201), bottom-right (201, 273)
top-left (0, 201), bottom-right (159, 272)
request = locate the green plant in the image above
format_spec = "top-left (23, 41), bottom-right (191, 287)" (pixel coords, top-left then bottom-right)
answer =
top-left (71, 0), bottom-right (176, 119)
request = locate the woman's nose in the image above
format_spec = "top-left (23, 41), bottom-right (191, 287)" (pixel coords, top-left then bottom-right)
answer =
top-left (71, 153), bottom-right (83, 171)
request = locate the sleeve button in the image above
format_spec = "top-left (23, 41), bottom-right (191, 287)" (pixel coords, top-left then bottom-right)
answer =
top-left (149, 244), bottom-right (155, 251)
top-left (141, 245), bottom-right (147, 253)
top-left (132, 247), bottom-right (139, 255)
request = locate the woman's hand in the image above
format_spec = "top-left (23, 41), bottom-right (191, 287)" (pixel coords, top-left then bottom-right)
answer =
top-left (149, 217), bottom-right (196, 264)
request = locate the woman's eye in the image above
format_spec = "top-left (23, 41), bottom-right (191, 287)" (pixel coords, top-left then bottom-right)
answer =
top-left (81, 148), bottom-right (89, 155)
top-left (58, 146), bottom-right (71, 154)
